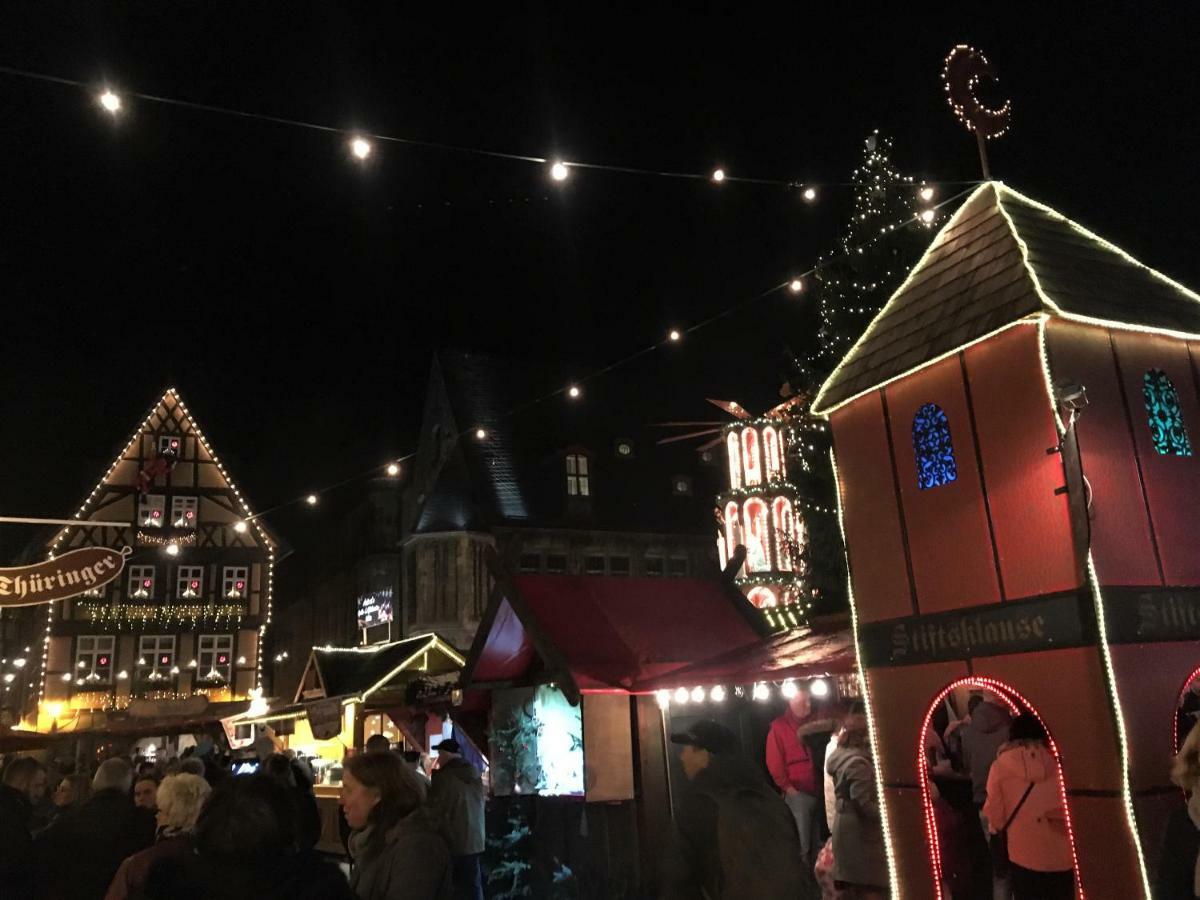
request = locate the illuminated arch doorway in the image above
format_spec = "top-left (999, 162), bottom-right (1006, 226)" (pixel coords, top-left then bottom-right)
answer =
top-left (1174, 665), bottom-right (1200, 752)
top-left (917, 676), bottom-right (1084, 899)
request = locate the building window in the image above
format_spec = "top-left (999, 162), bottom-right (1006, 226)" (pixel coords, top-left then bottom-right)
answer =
top-left (138, 636), bottom-right (176, 682)
top-left (609, 556), bottom-right (630, 577)
top-left (158, 435), bottom-right (183, 458)
top-left (566, 454), bottom-right (590, 497)
top-left (129, 566), bottom-right (155, 599)
top-left (517, 553), bottom-right (541, 574)
top-left (177, 566), bottom-right (204, 599)
top-left (912, 403), bottom-right (958, 490)
top-left (585, 555), bottom-right (606, 575)
top-left (545, 554), bottom-right (567, 575)
top-left (671, 475), bottom-right (693, 496)
top-left (197, 635), bottom-right (233, 683)
top-left (668, 556), bottom-right (689, 578)
top-left (645, 555), bottom-right (664, 577)
top-left (138, 494), bottom-right (165, 528)
top-left (171, 496), bottom-right (199, 528)
top-left (223, 566), bottom-right (248, 599)
top-left (1144, 369), bottom-right (1193, 457)
top-left (76, 636), bottom-right (115, 684)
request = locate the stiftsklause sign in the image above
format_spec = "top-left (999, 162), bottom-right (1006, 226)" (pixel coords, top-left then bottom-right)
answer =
top-left (0, 546), bottom-right (131, 607)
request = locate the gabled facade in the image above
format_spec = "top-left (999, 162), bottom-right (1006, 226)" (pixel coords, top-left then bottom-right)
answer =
top-left (33, 389), bottom-right (275, 731)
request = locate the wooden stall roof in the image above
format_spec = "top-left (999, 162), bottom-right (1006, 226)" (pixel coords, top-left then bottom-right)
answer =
top-left (629, 625), bottom-right (855, 693)
top-left (813, 182), bottom-right (1200, 415)
top-left (294, 633), bottom-right (465, 704)
top-left (463, 573), bottom-right (769, 704)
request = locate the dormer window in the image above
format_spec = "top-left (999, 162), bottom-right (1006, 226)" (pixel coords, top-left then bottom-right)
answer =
top-left (158, 435), bottom-right (183, 458)
top-left (566, 454), bottom-right (590, 497)
top-left (139, 495), bottom-right (165, 528)
top-left (172, 496), bottom-right (199, 528)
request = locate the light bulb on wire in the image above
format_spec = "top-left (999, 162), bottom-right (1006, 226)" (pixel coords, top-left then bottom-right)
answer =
top-left (385, 463), bottom-right (400, 477)
top-left (920, 209), bottom-right (936, 224)
top-left (567, 385), bottom-right (581, 399)
top-left (550, 161), bottom-right (569, 181)
top-left (233, 520), bottom-right (248, 534)
top-left (475, 428), bottom-right (487, 440)
top-left (305, 494), bottom-right (319, 506)
top-left (350, 137), bottom-right (372, 160)
top-left (98, 90), bottom-right (122, 114)
top-left (802, 186), bottom-right (817, 202)
top-left (711, 168), bottom-right (725, 183)
top-left (789, 278), bottom-right (804, 294)
top-left (919, 185), bottom-right (935, 202)
top-left (668, 329), bottom-right (681, 342)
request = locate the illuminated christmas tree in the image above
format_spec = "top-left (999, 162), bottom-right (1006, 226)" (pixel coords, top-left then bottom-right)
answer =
top-left (781, 131), bottom-right (939, 611)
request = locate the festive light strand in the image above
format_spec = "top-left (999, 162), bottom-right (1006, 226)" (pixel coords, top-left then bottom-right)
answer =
top-left (0, 63), bottom-right (986, 191)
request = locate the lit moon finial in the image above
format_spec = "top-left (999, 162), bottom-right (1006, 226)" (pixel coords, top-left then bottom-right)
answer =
top-left (942, 44), bottom-right (1012, 179)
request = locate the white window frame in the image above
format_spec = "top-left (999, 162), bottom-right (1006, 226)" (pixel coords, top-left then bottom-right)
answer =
top-left (158, 435), bottom-right (183, 456)
top-left (197, 634), bottom-right (233, 683)
top-left (171, 496), bottom-right (199, 528)
top-left (129, 565), bottom-right (155, 599)
top-left (138, 635), bottom-right (176, 681)
top-left (177, 566), bottom-right (204, 599)
top-left (223, 566), bottom-right (249, 599)
top-left (138, 494), bottom-right (166, 528)
top-left (566, 453), bottom-right (590, 497)
top-left (644, 555), bottom-right (665, 577)
top-left (76, 635), bottom-right (115, 684)
top-left (668, 556), bottom-right (690, 577)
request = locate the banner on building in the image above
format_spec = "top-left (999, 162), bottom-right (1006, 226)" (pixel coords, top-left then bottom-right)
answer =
top-left (0, 546), bottom-right (131, 607)
top-left (307, 698), bottom-right (343, 740)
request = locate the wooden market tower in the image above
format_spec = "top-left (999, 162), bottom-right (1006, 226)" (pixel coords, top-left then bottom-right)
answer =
top-left (813, 182), bottom-right (1200, 898)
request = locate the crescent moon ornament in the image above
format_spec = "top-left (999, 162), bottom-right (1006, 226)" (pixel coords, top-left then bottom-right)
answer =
top-left (942, 44), bottom-right (1012, 179)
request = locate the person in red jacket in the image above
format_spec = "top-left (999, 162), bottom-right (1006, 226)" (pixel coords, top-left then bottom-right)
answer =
top-left (767, 686), bottom-right (831, 873)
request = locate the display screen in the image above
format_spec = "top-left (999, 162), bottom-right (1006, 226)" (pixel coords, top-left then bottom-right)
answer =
top-left (489, 685), bottom-right (583, 797)
top-left (356, 588), bottom-right (394, 628)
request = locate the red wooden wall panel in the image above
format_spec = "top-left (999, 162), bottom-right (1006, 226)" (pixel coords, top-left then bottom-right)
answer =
top-left (963, 325), bottom-right (1078, 598)
top-left (1045, 321), bottom-right (1161, 586)
top-left (885, 355), bottom-right (1001, 614)
top-left (1112, 331), bottom-right (1200, 585)
top-left (831, 393), bottom-right (913, 623)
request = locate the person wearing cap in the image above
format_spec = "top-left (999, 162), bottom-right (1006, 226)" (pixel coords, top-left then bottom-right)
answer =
top-left (662, 720), bottom-right (808, 899)
top-left (428, 739), bottom-right (485, 900)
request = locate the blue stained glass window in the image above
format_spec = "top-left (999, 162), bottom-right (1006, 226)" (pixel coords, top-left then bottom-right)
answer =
top-left (1143, 369), bottom-right (1193, 457)
top-left (912, 403), bottom-right (958, 490)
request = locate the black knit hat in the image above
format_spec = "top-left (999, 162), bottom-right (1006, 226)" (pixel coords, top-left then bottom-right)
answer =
top-left (670, 720), bottom-right (736, 754)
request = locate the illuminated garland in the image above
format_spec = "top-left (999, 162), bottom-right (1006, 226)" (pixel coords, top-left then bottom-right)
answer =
top-left (83, 603), bottom-right (245, 629)
top-left (136, 530), bottom-right (198, 547)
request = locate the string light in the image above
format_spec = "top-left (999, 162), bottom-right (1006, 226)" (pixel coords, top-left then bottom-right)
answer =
top-left (803, 186), bottom-right (817, 202)
top-left (919, 185), bottom-right (935, 202)
top-left (919, 209), bottom-right (935, 224)
top-left (350, 137), bottom-right (372, 160)
top-left (305, 494), bottom-right (318, 506)
top-left (98, 90), bottom-right (121, 114)
top-left (673, 687), bottom-right (689, 704)
top-left (233, 520), bottom-right (248, 533)
top-left (567, 385), bottom-right (581, 399)
top-left (789, 278), bottom-right (804, 294)
top-left (711, 168), bottom-right (726, 183)
top-left (752, 682), bottom-right (770, 701)
top-left (550, 161), bottom-right (569, 181)
top-left (474, 428), bottom-right (487, 440)
top-left (164, 543), bottom-right (179, 557)
top-left (668, 329), bottom-right (681, 342)
top-left (385, 463), bottom-right (400, 477)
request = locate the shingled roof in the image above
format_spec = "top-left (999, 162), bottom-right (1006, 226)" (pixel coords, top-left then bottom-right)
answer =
top-left (812, 182), bottom-right (1200, 415)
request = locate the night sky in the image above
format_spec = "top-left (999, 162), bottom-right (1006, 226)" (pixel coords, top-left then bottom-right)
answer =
top-left (0, 6), bottom-right (1195, 554)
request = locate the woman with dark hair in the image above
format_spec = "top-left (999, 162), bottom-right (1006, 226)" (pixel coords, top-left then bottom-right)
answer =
top-left (982, 712), bottom-right (1073, 900)
top-left (262, 752), bottom-right (322, 850)
top-left (144, 774), bottom-right (353, 900)
top-left (341, 750), bottom-right (452, 900)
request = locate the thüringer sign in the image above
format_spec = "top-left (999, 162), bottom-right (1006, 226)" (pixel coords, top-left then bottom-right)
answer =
top-left (0, 546), bottom-right (131, 607)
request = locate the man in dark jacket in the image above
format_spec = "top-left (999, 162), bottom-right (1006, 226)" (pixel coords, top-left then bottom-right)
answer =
top-left (0, 757), bottom-right (41, 900)
top-left (662, 720), bottom-right (811, 899)
top-left (36, 757), bottom-right (156, 900)
top-left (429, 739), bottom-right (486, 900)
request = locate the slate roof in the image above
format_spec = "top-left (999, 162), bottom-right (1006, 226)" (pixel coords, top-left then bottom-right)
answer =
top-left (412, 350), bottom-right (724, 536)
top-left (812, 182), bottom-right (1200, 414)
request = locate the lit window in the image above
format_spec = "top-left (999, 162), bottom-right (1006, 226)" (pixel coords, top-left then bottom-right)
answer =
top-left (76, 635), bottom-right (115, 684)
top-left (517, 553), bottom-right (541, 574)
top-left (609, 556), bottom-right (630, 576)
top-left (668, 556), bottom-right (689, 578)
top-left (138, 636), bottom-right (176, 681)
top-left (741, 428), bottom-right (762, 486)
top-left (177, 566), bottom-right (204, 599)
top-left (197, 634), bottom-right (233, 683)
top-left (1144, 369), bottom-right (1193, 457)
top-left (743, 497), bottom-right (771, 571)
top-left (773, 497), bottom-right (796, 571)
top-left (724, 501), bottom-right (742, 560)
top-left (129, 565), bottom-right (155, 599)
top-left (138, 495), bottom-right (165, 528)
top-left (171, 496), bottom-right (199, 528)
top-left (763, 426), bottom-right (782, 480)
top-left (726, 432), bottom-right (742, 489)
top-left (585, 555), bottom-right (605, 575)
top-left (158, 435), bottom-right (183, 457)
top-left (222, 566), bottom-right (248, 599)
top-left (645, 555), bottom-right (664, 577)
top-left (912, 403), bottom-right (958, 490)
top-left (566, 454), bottom-right (590, 496)
top-left (545, 554), bottom-right (567, 574)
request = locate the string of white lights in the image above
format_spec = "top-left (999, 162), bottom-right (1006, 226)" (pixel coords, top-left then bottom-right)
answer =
top-left (229, 185), bottom-right (977, 525)
top-left (0, 63), bottom-right (985, 192)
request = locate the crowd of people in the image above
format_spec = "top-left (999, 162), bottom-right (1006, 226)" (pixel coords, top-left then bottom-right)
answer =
top-left (0, 733), bottom-right (487, 900)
